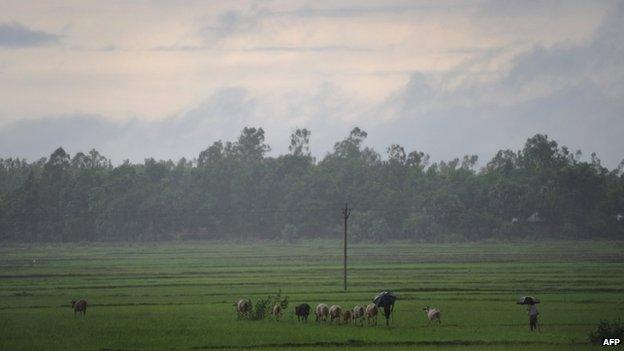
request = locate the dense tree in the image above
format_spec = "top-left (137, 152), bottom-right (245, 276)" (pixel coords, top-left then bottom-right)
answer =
top-left (0, 129), bottom-right (622, 243)
top-left (289, 128), bottom-right (311, 157)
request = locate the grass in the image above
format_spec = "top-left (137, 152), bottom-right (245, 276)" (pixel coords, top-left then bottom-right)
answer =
top-left (0, 240), bottom-right (622, 350)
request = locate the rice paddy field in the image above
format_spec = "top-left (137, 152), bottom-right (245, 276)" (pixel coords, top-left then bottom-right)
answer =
top-left (0, 241), bottom-right (623, 351)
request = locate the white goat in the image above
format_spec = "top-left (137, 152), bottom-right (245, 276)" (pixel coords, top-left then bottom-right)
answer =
top-left (423, 306), bottom-right (441, 325)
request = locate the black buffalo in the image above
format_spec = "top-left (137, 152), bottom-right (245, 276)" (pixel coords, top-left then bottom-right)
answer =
top-left (294, 303), bottom-right (310, 322)
top-left (71, 299), bottom-right (88, 318)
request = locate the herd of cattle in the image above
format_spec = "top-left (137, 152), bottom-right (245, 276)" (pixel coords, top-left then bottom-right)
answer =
top-left (232, 291), bottom-right (442, 326)
top-left (70, 291), bottom-right (443, 326)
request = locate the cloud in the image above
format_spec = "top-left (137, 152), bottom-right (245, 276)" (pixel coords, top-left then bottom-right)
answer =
top-left (200, 8), bottom-right (266, 43)
top-left (0, 1), bottom-right (622, 168)
top-left (0, 88), bottom-right (264, 162)
top-left (0, 22), bottom-right (59, 47)
top-left (151, 44), bottom-right (209, 51)
top-left (1, 72), bottom-right (622, 168)
top-left (212, 10), bottom-right (256, 34)
top-left (245, 45), bottom-right (373, 52)
top-left (150, 44), bottom-right (372, 53)
top-left (368, 0), bottom-right (624, 166)
top-left (269, 3), bottom-right (470, 19)
top-left (0, 84), bottom-right (368, 163)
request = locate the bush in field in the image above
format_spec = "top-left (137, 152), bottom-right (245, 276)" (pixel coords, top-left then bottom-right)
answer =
top-left (588, 319), bottom-right (624, 344)
top-left (249, 290), bottom-right (289, 320)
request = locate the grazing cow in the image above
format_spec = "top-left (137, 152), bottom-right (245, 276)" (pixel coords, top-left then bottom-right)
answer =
top-left (343, 310), bottom-right (353, 324)
top-left (315, 303), bottom-right (329, 322)
top-left (329, 305), bottom-right (342, 323)
top-left (295, 303), bottom-right (310, 323)
top-left (352, 305), bottom-right (365, 325)
top-left (366, 303), bottom-right (378, 326)
top-left (271, 303), bottom-right (283, 320)
top-left (233, 299), bottom-right (251, 319)
top-left (71, 299), bottom-right (87, 318)
top-left (423, 306), bottom-right (441, 325)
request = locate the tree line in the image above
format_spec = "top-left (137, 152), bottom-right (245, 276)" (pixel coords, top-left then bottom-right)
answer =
top-left (1, 127), bottom-right (623, 243)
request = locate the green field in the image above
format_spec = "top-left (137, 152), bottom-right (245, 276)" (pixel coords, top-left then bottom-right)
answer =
top-left (1, 241), bottom-right (622, 350)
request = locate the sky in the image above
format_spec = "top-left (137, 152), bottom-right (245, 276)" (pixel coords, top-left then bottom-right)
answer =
top-left (0, 0), bottom-right (623, 167)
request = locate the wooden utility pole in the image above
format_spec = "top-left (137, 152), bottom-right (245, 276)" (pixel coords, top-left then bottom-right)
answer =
top-left (342, 203), bottom-right (351, 291)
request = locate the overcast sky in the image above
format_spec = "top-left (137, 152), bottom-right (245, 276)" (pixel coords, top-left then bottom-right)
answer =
top-left (1, 0), bottom-right (623, 167)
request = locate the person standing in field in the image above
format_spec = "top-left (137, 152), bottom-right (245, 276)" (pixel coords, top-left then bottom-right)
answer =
top-left (527, 302), bottom-right (539, 331)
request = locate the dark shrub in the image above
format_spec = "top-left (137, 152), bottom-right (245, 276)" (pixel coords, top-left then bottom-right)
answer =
top-left (588, 319), bottom-right (624, 344)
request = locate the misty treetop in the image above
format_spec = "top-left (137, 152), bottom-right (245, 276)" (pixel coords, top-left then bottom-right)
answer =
top-left (1, 127), bottom-right (623, 243)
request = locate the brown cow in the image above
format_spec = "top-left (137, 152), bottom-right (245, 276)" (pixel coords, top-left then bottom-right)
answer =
top-left (366, 303), bottom-right (378, 326)
top-left (329, 305), bottom-right (342, 323)
top-left (233, 299), bottom-right (251, 319)
top-left (271, 303), bottom-right (283, 320)
top-left (352, 305), bottom-right (365, 326)
top-left (315, 303), bottom-right (329, 322)
top-left (342, 310), bottom-right (353, 324)
top-left (71, 299), bottom-right (87, 318)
